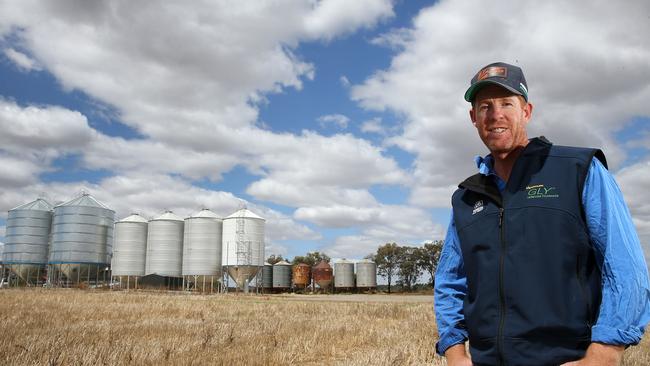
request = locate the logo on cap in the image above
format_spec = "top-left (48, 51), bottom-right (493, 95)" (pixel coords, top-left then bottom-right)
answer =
top-left (477, 66), bottom-right (507, 81)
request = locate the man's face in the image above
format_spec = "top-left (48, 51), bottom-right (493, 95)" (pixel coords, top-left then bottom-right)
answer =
top-left (470, 84), bottom-right (533, 157)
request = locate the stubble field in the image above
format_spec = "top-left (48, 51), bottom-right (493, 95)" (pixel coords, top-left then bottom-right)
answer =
top-left (0, 289), bottom-right (648, 365)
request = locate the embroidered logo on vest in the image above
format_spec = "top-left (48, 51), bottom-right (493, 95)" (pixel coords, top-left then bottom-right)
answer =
top-left (472, 200), bottom-right (484, 215)
top-left (526, 184), bottom-right (559, 199)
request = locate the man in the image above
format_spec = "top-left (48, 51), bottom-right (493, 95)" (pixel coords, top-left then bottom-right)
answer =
top-left (434, 62), bottom-right (650, 366)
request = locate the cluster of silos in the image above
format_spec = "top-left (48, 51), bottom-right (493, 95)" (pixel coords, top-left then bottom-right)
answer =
top-left (2, 199), bottom-right (53, 285)
top-left (109, 207), bottom-right (265, 292)
top-left (260, 259), bottom-right (376, 293)
top-left (333, 259), bottom-right (378, 293)
top-left (48, 194), bottom-right (115, 285)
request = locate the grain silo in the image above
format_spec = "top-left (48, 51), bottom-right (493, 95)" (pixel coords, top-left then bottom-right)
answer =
top-left (292, 263), bottom-right (311, 290)
top-left (145, 211), bottom-right (184, 277)
top-left (111, 214), bottom-right (148, 289)
top-left (222, 208), bottom-right (265, 292)
top-left (182, 209), bottom-right (223, 292)
top-left (356, 259), bottom-right (377, 290)
top-left (48, 194), bottom-right (114, 286)
top-left (262, 262), bottom-right (273, 291)
top-left (272, 260), bottom-right (291, 290)
top-left (334, 259), bottom-right (355, 290)
top-left (312, 260), bottom-right (333, 292)
top-left (3, 198), bottom-right (53, 286)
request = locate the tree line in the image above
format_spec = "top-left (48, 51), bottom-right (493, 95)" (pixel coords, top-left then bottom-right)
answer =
top-left (266, 240), bottom-right (444, 293)
top-left (366, 241), bottom-right (444, 293)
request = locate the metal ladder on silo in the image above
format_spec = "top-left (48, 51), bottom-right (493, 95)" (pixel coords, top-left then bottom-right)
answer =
top-left (235, 217), bottom-right (251, 265)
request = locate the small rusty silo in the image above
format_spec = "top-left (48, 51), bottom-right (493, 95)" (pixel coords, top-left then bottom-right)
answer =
top-left (312, 260), bottom-right (333, 291)
top-left (292, 263), bottom-right (311, 289)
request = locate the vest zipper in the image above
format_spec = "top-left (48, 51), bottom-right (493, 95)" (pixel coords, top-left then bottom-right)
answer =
top-left (497, 207), bottom-right (506, 365)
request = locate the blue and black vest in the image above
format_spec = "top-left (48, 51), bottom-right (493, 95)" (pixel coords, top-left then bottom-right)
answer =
top-left (452, 137), bottom-right (606, 366)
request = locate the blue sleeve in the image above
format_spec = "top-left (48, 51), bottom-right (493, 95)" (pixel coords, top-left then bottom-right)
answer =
top-left (583, 157), bottom-right (650, 345)
top-left (434, 211), bottom-right (468, 355)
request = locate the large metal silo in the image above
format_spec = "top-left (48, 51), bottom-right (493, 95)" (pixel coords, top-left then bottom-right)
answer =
top-left (334, 259), bottom-right (355, 289)
top-left (3, 198), bottom-right (53, 285)
top-left (272, 260), bottom-right (291, 289)
top-left (49, 194), bottom-right (114, 284)
top-left (111, 214), bottom-right (148, 278)
top-left (182, 209), bottom-right (222, 292)
top-left (145, 211), bottom-right (184, 277)
top-left (222, 208), bottom-right (265, 292)
top-left (356, 259), bottom-right (377, 289)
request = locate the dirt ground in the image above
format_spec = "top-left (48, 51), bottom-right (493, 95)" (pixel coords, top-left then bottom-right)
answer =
top-left (271, 293), bottom-right (434, 303)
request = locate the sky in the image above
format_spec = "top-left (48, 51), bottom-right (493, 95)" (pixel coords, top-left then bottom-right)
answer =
top-left (0, 0), bottom-right (649, 262)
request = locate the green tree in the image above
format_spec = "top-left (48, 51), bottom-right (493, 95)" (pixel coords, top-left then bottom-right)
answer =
top-left (396, 246), bottom-right (422, 292)
top-left (266, 254), bottom-right (285, 265)
top-left (416, 240), bottom-right (444, 286)
top-left (370, 243), bottom-right (401, 293)
top-left (292, 251), bottom-right (330, 266)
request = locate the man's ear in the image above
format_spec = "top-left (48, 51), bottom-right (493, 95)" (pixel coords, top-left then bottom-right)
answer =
top-left (524, 102), bottom-right (533, 123)
top-left (469, 108), bottom-right (477, 127)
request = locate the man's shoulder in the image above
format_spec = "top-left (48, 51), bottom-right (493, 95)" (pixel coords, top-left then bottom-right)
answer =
top-left (546, 143), bottom-right (607, 168)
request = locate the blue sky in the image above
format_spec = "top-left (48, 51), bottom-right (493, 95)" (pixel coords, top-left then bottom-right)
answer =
top-left (0, 0), bottom-right (648, 261)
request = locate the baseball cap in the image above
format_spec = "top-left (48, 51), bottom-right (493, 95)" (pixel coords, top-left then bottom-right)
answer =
top-left (464, 62), bottom-right (528, 102)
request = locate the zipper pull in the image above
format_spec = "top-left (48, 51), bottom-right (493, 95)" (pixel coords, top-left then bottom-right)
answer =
top-left (499, 208), bottom-right (504, 227)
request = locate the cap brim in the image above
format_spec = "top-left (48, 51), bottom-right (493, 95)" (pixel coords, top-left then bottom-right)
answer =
top-left (464, 80), bottom-right (525, 102)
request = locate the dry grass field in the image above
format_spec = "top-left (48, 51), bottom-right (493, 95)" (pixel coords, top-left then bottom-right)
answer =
top-left (0, 289), bottom-right (648, 365)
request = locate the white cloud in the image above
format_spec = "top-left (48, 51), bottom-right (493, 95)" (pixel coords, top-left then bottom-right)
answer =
top-left (303, 0), bottom-right (394, 41)
top-left (0, 100), bottom-right (98, 187)
top-left (297, 202), bottom-right (445, 258)
top-left (352, 0), bottom-right (650, 210)
top-left (360, 117), bottom-right (385, 135)
top-left (0, 100), bottom-right (95, 152)
top-left (340, 75), bottom-right (351, 88)
top-left (370, 27), bottom-right (413, 50)
top-left (3, 48), bottom-right (41, 71)
top-left (318, 113), bottom-right (350, 129)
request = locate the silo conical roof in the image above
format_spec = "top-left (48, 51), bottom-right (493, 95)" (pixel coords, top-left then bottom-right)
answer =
top-left (118, 214), bottom-right (149, 223)
top-left (58, 194), bottom-right (113, 211)
top-left (10, 198), bottom-right (53, 212)
top-left (275, 260), bottom-right (291, 266)
top-left (152, 211), bottom-right (183, 221)
top-left (188, 209), bottom-right (221, 219)
top-left (225, 208), bottom-right (264, 220)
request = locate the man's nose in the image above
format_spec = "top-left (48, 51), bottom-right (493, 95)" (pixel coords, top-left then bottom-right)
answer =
top-left (488, 105), bottom-right (505, 120)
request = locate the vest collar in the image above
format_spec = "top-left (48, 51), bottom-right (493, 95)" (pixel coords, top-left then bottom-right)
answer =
top-left (459, 136), bottom-right (554, 207)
